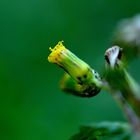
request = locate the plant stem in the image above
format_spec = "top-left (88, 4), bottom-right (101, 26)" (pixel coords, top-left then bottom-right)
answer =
top-left (101, 80), bottom-right (140, 138)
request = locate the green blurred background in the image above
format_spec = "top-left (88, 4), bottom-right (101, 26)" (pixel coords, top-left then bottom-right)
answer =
top-left (1, 0), bottom-right (140, 140)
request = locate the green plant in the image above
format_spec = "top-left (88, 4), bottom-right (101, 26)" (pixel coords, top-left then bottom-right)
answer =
top-left (48, 15), bottom-right (140, 140)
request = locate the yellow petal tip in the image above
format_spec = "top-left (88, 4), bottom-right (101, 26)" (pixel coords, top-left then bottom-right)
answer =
top-left (48, 41), bottom-right (66, 64)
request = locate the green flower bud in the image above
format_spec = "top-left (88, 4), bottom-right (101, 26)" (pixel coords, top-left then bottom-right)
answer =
top-left (60, 72), bottom-right (101, 97)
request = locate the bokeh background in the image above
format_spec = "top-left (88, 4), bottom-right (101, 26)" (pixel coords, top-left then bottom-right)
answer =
top-left (1, 0), bottom-right (140, 140)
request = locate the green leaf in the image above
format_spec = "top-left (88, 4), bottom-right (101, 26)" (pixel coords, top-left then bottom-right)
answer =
top-left (70, 122), bottom-right (135, 140)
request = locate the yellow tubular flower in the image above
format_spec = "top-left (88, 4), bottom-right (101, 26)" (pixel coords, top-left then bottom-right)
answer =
top-left (48, 41), bottom-right (93, 84)
top-left (48, 41), bottom-right (102, 97)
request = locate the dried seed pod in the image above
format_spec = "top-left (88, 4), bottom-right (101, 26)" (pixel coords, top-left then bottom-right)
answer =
top-left (113, 14), bottom-right (140, 61)
top-left (105, 46), bottom-right (123, 68)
